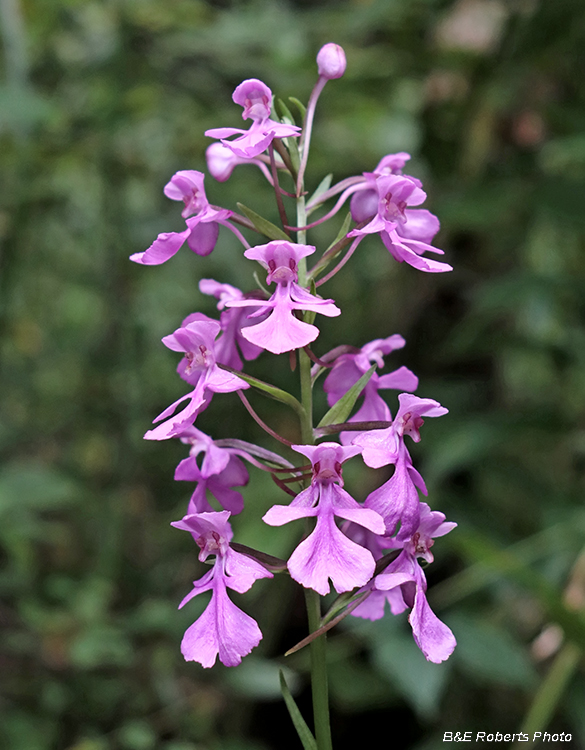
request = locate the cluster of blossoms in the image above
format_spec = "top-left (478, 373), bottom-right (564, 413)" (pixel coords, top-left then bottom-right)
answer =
top-left (133, 43), bottom-right (456, 673)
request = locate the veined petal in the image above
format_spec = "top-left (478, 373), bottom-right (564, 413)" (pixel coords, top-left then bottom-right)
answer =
top-left (365, 447), bottom-right (421, 539)
top-left (224, 547), bottom-right (273, 594)
top-left (206, 478), bottom-right (245, 515)
top-left (288, 283), bottom-right (341, 317)
top-left (205, 127), bottom-right (247, 138)
top-left (186, 221), bottom-right (220, 257)
top-left (382, 232), bottom-right (452, 273)
top-left (409, 587), bottom-right (456, 663)
top-left (399, 209), bottom-right (440, 243)
top-left (335, 506), bottom-right (385, 535)
top-left (174, 456), bottom-right (204, 481)
top-left (187, 481), bottom-right (214, 514)
top-left (348, 214), bottom-right (388, 237)
top-left (153, 391), bottom-right (198, 424)
top-left (241, 301), bottom-right (319, 354)
top-left (353, 426), bottom-right (398, 469)
top-left (377, 366), bottom-right (419, 393)
top-left (130, 228), bottom-right (190, 265)
top-left (263, 504), bottom-right (318, 526)
top-left (226, 130), bottom-right (273, 159)
top-left (177, 568), bottom-right (215, 609)
top-left (143, 398), bottom-right (209, 440)
top-left (146, 387), bottom-right (208, 439)
top-left (374, 570), bottom-right (415, 593)
top-left (287, 510), bottom-right (376, 595)
top-left (181, 576), bottom-right (262, 668)
top-left (350, 589), bottom-right (388, 621)
top-left (206, 364), bottom-right (249, 393)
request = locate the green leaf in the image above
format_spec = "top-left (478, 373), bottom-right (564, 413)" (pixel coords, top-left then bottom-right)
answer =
top-left (326, 212), bottom-right (352, 253)
top-left (220, 366), bottom-right (304, 417)
top-left (237, 203), bottom-right (290, 241)
top-left (118, 719), bottom-right (157, 750)
top-left (307, 173), bottom-right (333, 210)
top-left (279, 670), bottom-right (317, 750)
top-left (275, 97), bottom-right (296, 126)
top-left (284, 134), bottom-right (301, 174)
top-left (317, 365), bottom-right (376, 428)
top-left (288, 96), bottom-right (307, 119)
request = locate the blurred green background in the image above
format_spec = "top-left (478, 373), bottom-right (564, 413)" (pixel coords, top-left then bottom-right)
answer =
top-left (1, 0), bottom-right (585, 748)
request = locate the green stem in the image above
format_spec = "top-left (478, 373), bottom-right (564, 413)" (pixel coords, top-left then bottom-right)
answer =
top-left (299, 347), bottom-right (313, 445)
top-left (296, 186), bottom-right (332, 750)
top-left (304, 588), bottom-right (333, 750)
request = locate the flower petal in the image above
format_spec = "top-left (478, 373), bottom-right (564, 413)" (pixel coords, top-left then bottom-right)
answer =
top-left (409, 587), bottom-right (456, 664)
top-left (130, 228), bottom-right (190, 265)
top-left (287, 511), bottom-right (376, 595)
top-left (241, 302), bottom-right (319, 354)
top-left (181, 577), bottom-right (262, 668)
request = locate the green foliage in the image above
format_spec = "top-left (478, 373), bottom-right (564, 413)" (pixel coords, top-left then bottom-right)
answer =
top-left (279, 670), bottom-right (318, 750)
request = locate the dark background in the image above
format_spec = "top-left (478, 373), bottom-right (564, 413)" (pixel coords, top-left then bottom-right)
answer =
top-left (1, 1), bottom-right (585, 748)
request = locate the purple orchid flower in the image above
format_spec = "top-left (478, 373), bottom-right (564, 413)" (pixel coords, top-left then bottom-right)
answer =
top-left (144, 314), bottom-right (249, 441)
top-left (174, 426), bottom-right (249, 515)
top-left (263, 443), bottom-right (384, 595)
top-left (172, 511), bottom-right (272, 668)
top-left (323, 335), bottom-right (419, 440)
top-left (299, 152), bottom-right (451, 273)
top-left (226, 241), bottom-right (341, 354)
top-left (352, 503), bottom-right (457, 664)
top-left (348, 173), bottom-right (452, 273)
top-left (199, 279), bottom-right (265, 369)
top-left (130, 171), bottom-right (232, 265)
top-left (348, 152), bottom-right (420, 222)
top-left (353, 393), bottom-right (448, 540)
top-left (205, 79), bottom-right (301, 159)
top-left (355, 393), bottom-right (449, 468)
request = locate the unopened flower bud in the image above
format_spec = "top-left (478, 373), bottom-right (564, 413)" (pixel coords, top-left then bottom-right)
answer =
top-left (316, 43), bottom-right (346, 80)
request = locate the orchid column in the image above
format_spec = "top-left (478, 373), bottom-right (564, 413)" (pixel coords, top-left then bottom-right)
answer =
top-left (131, 42), bottom-right (456, 750)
